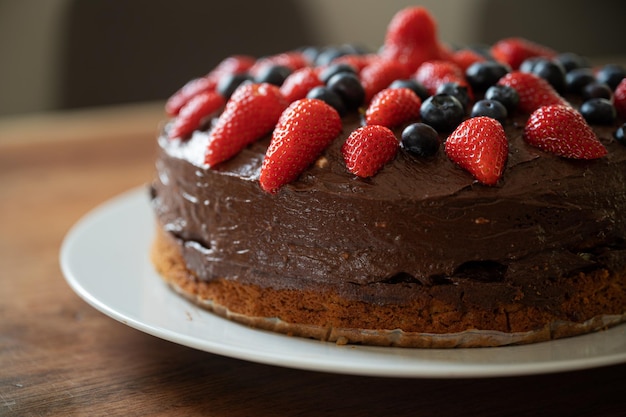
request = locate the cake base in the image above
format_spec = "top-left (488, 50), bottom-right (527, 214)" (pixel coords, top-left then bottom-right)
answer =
top-left (151, 226), bottom-right (626, 348)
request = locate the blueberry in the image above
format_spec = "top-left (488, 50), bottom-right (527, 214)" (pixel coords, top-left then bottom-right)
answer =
top-left (436, 82), bottom-right (471, 111)
top-left (465, 61), bottom-right (510, 92)
top-left (326, 72), bottom-right (365, 110)
top-left (595, 64), bottom-right (626, 91)
top-left (565, 68), bottom-right (596, 94)
top-left (554, 52), bottom-right (590, 73)
top-left (484, 85), bottom-right (519, 113)
top-left (420, 94), bottom-right (465, 133)
top-left (389, 79), bottom-right (430, 101)
top-left (582, 82), bottom-right (613, 101)
top-left (315, 44), bottom-right (366, 66)
top-left (401, 123), bottom-right (440, 157)
top-left (306, 86), bottom-right (347, 116)
top-left (470, 100), bottom-right (508, 125)
top-left (521, 58), bottom-right (566, 93)
top-left (216, 72), bottom-right (253, 98)
top-left (319, 63), bottom-right (357, 84)
top-left (614, 123), bottom-right (626, 146)
top-left (254, 64), bottom-right (292, 86)
top-left (580, 98), bottom-right (617, 125)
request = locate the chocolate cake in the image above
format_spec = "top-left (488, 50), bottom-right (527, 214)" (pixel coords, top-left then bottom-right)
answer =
top-left (150, 7), bottom-right (626, 347)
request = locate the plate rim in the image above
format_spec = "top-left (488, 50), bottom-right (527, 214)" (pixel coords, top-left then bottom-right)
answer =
top-left (59, 187), bottom-right (626, 378)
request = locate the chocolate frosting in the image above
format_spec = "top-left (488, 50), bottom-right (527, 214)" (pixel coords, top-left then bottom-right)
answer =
top-left (151, 110), bottom-right (626, 309)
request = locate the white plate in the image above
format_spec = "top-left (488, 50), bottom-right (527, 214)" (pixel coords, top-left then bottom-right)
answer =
top-left (60, 187), bottom-right (626, 378)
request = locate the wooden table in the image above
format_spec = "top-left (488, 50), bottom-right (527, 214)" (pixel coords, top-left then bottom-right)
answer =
top-left (1, 103), bottom-right (625, 416)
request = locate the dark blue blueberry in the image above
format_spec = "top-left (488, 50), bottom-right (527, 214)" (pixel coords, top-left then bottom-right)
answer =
top-left (484, 85), bottom-right (519, 113)
top-left (301, 46), bottom-right (322, 65)
top-left (216, 72), bottom-right (253, 98)
top-left (470, 100), bottom-right (508, 125)
top-left (521, 58), bottom-right (566, 93)
top-left (554, 52), bottom-right (590, 73)
top-left (595, 64), bottom-right (626, 91)
top-left (319, 63), bottom-right (357, 84)
top-left (465, 61), bottom-right (510, 92)
top-left (254, 64), bottom-right (292, 86)
top-left (614, 123), bottom-right (626, 146)
top-left (565, 68), bottom-right (596, 94)
top-left (314, 44), bottom-right (367, 66)
top-left (326, 72), bottom-right (365, 110)
top-left (420, 94), bottom-right (465, 133)
top-left (436, 82), bottom-right (471, 111)
top-left (388, 79), bottom-right (430, 101)
top-left (306, 86), bottom-right (347, 116)
top-left (580, 98), bottom-right (617, 125)
top-left (401, 123), bottom-right (440, 157)
top-left (582, 82), bottom-right (613, 101)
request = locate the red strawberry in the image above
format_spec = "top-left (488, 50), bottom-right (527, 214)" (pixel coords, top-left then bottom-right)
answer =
top-left (491, 37), bottom-right (556, 70)
top-left (381, 7), bottom-right (442, 73)
top-left (205, 83), bottom-right (288, 167)
top-left (168, 91), bottom-right (225, 139)
top-left (445, 117), bottom-right (508, 185)
top-left (260, 99), bottom-right (342, 193)
top-left (614, 78), bottom-right (626, 119)
top-left (414, 60), bottom-right (468, 95)
top-left (360, 58), bottom-right (412, 103)
top-left (497, 71), bottom-right (568, 113)
top-left (165, 55), bottom-right (254, 116)
top-left (365, 88), bottom-right (422, 128)
top-left (342, 125), bottom-right (399, 178)
top-left (452, 49), bottom-right (486, 72)
top-left (523, 105), bottom-right (607, 159)
top-left (279, 67), bottom-right (323, 103)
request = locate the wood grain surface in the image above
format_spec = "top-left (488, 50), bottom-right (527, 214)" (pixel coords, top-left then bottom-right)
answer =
top-left (1, 103), bottom-right (625, 417)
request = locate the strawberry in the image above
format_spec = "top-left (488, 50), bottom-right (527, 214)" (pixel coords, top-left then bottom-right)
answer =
top-left (259, 99), bottom-right (342, 193)
top-left (365, 88), bottom-right (422, 128)
top-left (205, 83), bottom-right (288, 167)
top-left (414, 60), bottom-right (468, 95)
top-left (497, 71), bottom-right (568, 113)
top-left (445, 116), bottom-right (508, 185)
top-left (360, 58), bottom-right (412, 103)
top-left (381, 7), bottom-right (443, 73)
top-left (342, 125), bottom-right (399, 178)
top-left (165, 55), bottom-right (254, 116)
top-left (614, 78), bottom-right (626, 119)
top-left (523, 105), bottom-right (607, 159)
top-left (168, 91), bottom-right (225, 139)
top-left (279, 67), bottom-right (323, 103)
top-left (491, 37), bottom-right (556, 70)
top-left (451, 49), bottom-right (486, 72)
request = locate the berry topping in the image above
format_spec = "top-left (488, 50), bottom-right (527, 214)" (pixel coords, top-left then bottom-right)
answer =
top-left (319, 63), bottom-right (358, 83)
top-left (388, 79), bottom-right (429, 101)
top-left (381, 7), bottom-right (443, 73)
top-left (614, 78), bottom-right (626, 119)
top-left (497, 71), bottom-right (568, 113)
top-left (445, 116), bottom-right (508, 186)
top-left (259, 99), bottom-right (342, 193)
top-left (168, 91), bottom-right (225, 140)
top-left (465, 61), bottom-right (510, 92)
top-left (249, 51), bottom-right (310, 76)
top-left (365, 88), bottom-right (422, 128)
top-left (565, 68), bottom-right (596, 95)
top-left (554, 52), bottom-right (589, 73)
top-left (523, 104), bottom-right (607, 159)
top-left (484, 85), bottom-right (519, 113)
top-left (216, 72), bottom-right (253, 99)
top-left (342, 125), bottom-right (399, 178)
top-left (451, 49), bottom-right (486, 72)
top-left (595, 64), bottom-right (626, 91)
top-left (490, 37), bottom-right (556, 70)
top-left (401, 123), bottom-right (440, 157)
top-left (414, 60), bottom-right (467, 96)
top-left (520, 57), bottom-right (567, 93)
top-left (205, 83), bottom-right (288, 167)
top-left (360, 58), bottom-right (411, 103)
top-left (420, 93), bottom-right (465, 133)
top-left (254, 64), bottom-right (292, 86)
top-left (435, 82), bottom-right (472, 111)
top-left (470, 99), bottom-right (508, 125)
top-left (306, 86), bottom-right (347, 116)
top-left (326, 72), bottom-right (365, 110)
top-left (580, 98), bottom-right (617, 125)
top-left (581, 82), bottom-right (613, 101)
top-left (279, 67), bottom-right (323, 103)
